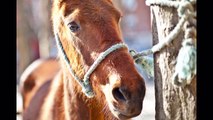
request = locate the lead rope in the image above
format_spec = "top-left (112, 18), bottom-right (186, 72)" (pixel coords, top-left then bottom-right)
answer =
top-left (55, 33), bottom-right (127, 98)
top-left (130, 0), bottom-right (196, 87)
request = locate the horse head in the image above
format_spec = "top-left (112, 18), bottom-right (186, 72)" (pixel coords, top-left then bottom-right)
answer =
top-left (52, 0), bottom-right (146, 119)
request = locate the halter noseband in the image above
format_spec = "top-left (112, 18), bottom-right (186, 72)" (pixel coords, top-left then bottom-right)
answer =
top-left (55, 33), bottom-right (127, 98)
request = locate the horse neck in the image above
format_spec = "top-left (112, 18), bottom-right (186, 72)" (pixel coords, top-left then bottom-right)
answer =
top-left (60, 70), bottom-right (118, 120)
top-left (55, 45), bottom-right (118, 119)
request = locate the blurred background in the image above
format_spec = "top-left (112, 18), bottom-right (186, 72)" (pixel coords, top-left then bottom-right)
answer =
top-left (17, 0), bottom-right (155, 119)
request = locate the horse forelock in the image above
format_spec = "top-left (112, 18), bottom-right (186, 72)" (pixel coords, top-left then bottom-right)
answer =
top-left (52, 0), bottom-right (122, 32)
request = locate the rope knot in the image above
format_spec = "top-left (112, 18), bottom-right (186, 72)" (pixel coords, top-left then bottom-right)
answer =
top-left (144, 0), bottom-right (196, 87)
top-left (172, 39), bottom-right (196, 87)
top-left (130, 50), bottom-right (154, 78)
top-left (177, 0), bottom-right (194, 17)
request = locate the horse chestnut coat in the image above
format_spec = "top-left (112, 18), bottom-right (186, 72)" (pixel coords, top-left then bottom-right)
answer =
top-left (20, 0), bottom-right (146, 120)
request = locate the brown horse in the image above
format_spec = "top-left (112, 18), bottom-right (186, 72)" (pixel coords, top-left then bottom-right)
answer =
top-left (20, 0), bottom-right (146, 119)
top-left (19, 57), bottom-right (60, 110)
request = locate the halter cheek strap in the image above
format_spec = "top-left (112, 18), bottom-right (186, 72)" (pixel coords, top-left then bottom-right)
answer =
top-left (55, 33), bottom-right (127, 98)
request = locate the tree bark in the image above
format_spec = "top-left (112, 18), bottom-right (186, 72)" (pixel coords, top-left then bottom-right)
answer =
top-left (151, 5), bottom-right (196, 120)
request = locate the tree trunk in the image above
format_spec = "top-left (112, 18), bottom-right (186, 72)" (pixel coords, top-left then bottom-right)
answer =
top-left (151, 5), bottom-right (196, 120)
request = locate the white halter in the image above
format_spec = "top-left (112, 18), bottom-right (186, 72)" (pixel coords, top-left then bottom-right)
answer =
top-left (55, 33), bottom-right (127, 98)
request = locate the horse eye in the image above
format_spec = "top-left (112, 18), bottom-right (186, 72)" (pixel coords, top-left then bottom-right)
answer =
top-left (68, 21), bottom-right (80, 32)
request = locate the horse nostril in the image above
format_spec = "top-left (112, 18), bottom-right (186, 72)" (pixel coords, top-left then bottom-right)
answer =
top-left (112, 87), bottom-right (126, 102)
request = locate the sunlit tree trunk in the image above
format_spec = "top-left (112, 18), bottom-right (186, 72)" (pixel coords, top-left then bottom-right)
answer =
top-left (151, 4), bottom-right (196, 120)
